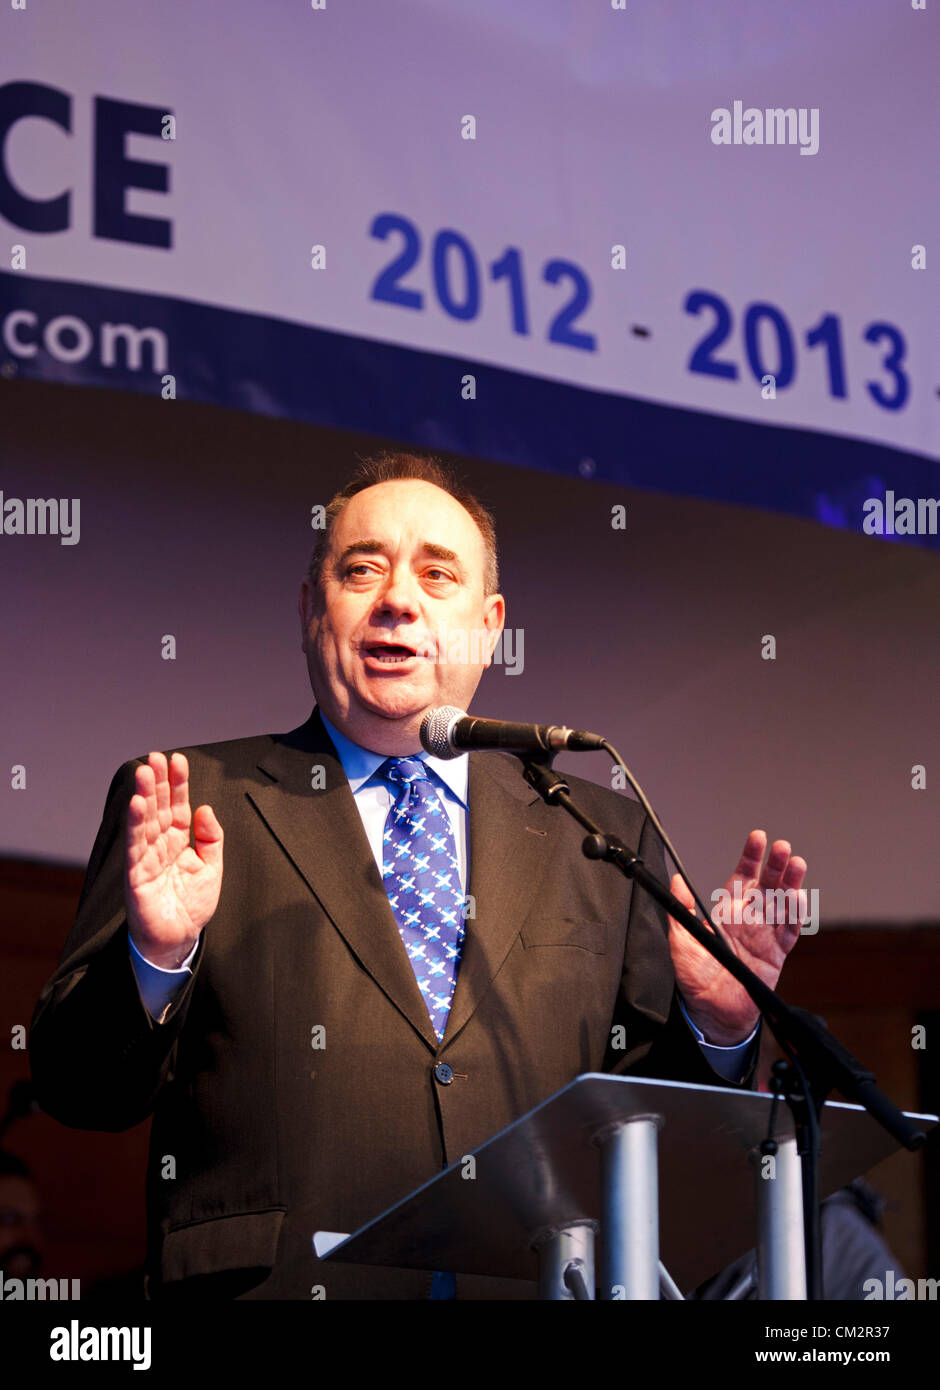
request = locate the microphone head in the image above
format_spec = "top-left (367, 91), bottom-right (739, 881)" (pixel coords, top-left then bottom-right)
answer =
top-left (420, 706), bottom-right (466, 759)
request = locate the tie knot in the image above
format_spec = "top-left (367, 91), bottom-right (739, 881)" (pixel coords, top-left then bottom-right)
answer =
top-left (382, 757), bottom-right (430, 790)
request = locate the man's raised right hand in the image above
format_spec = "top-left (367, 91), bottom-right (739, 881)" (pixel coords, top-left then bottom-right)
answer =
top-left (124, 751), bottom-right (224, 970)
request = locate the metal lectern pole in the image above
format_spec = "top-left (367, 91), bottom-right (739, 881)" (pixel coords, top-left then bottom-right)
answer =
top-left (596, 1115), bottom-right (662, 1300)
top-left (532, 1222), bottom-right (597, 1300)
top-left (754, 1133), bottom-right (807, 1299)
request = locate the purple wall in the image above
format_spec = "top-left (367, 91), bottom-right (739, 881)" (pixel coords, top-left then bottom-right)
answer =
top-left (2, 378), bottom-right (937, 923)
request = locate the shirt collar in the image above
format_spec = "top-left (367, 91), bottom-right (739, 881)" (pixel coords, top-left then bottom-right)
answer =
top-left (318, 709), bottom-right (469, 807)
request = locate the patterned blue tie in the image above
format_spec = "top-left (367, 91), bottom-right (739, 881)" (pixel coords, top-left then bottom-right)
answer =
top-left (381, 757), bottom-right (466, 1041)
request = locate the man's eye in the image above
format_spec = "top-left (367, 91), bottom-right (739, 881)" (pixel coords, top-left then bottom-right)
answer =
top-left (425, 568), bottom-right (454, 582)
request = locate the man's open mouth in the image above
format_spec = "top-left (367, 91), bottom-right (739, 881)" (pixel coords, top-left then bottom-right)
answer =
top-left (364, 642), bottom-right (419, 665)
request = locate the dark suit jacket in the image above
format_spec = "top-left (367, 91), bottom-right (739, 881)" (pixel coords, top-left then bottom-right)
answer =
top-left (29, 708), bottom-right (756, 1299)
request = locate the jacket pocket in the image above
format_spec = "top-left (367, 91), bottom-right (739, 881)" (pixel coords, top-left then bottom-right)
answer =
top-left (161, 1207), bottom-right (286, 1284)
top-left (520, 918), bottom-right (607, 954)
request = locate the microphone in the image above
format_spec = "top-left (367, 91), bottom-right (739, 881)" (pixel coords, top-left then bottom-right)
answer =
top-left (420, 706), bottom-right (606, 760)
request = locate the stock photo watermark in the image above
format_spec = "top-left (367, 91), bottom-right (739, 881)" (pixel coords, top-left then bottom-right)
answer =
top-left (710, 101), bottom-right (819, 156)
top-left (0, 494), bottom-right (80, 545)
top-left (711, 880), bottom-right (819, 934)
top-left (862, 492), bottom-right (939, 537)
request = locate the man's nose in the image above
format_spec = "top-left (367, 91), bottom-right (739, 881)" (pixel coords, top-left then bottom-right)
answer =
top-left (374, 568), bottom-right (420, 619)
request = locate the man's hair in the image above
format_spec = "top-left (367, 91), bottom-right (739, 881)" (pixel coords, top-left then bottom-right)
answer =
top-left (305, 451), bottom-right (500, 598)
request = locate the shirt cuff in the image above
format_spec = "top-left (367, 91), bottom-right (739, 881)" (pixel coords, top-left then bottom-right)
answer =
top-left (678, 993), bottom-right (759, 1083)
top-left (128, 930), bottom-right (198, 1023)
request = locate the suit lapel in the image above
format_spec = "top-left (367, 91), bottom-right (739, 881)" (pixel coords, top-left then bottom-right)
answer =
top-left (249, 711), bottom-right (553, 1054)
top-left (441, 753), bottom-right (550, 1047)
top-left (249, 709), bottom-right (440, 1051)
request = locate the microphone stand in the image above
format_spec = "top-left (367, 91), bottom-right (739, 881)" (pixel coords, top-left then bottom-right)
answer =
top-left (516, 751), bottom-right (926, 1302)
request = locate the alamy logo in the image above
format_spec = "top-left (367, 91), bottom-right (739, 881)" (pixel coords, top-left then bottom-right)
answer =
top-left (710, 101), bottom-right (819, 156)
top-left (0, 493), bottom-right (80, 545)
top-left (710, 881), bottom-right (819, 934)
top-left (862, 492), bottom-right (939, 537)
top-left (863, 1270), bottom-right (938, 1300)
top-left (49, 1320), bottom-right (151, 1370)
top-left (0, 1273), bottom-right (80, 1300)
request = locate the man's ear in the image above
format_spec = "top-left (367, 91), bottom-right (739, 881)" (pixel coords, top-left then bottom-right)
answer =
top-left (482, 593), bottom-right (505, 666)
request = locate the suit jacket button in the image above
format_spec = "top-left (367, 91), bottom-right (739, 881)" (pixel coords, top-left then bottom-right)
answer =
top-left (433, 1062), bottom-right (454, 1086)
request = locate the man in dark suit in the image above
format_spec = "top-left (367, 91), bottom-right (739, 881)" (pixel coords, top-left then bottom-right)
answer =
top-left (29, 453), bottom-right (807, 1299)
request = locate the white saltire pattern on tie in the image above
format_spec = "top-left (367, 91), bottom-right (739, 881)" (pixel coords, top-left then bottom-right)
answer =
top-left (381, 757), bottom-right (466, 1041)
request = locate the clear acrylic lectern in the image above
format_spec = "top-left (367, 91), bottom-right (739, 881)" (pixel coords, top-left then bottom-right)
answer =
top-left (314, 1073), bottom-right (935, 1299)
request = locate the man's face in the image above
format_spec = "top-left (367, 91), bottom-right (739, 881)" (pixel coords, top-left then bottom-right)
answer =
top-left (299, 479), bottom-right (505, 754)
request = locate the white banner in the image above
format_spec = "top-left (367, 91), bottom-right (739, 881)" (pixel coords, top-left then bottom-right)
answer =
top-left (2, 0), bottom-right (937, 526)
